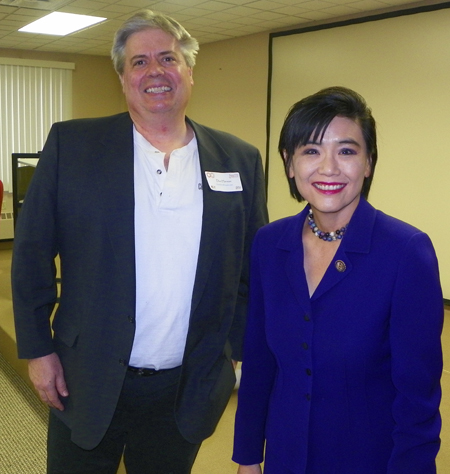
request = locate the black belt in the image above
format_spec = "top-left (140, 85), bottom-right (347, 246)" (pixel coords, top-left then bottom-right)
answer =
top-left (127, 365), bottom-right (178, 377)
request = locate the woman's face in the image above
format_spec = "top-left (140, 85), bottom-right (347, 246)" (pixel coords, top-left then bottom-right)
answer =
top-left (288, 116), bottom-right (371, 224)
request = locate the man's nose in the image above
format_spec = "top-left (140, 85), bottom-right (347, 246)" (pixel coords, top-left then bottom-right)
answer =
top-left (146, 60), bottom-right (164, 76)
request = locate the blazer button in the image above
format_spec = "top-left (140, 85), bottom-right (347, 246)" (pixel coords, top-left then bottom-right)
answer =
top-left (306, 368), bottom-right (312, 376)
top-left (119, 359), bottom-right (127, 366)
top-left (128, 315), bottom-right (135, 323)
top-left (304, 314), bottom-right (310, 321)
top-left (302, 342), bottom-right (309, 350)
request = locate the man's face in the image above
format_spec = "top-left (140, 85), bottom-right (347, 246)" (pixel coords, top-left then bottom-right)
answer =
top-left (120, 28), bottom-right (193, 119)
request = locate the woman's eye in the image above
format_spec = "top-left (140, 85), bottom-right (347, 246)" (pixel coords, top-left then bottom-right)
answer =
top-left (303, 148), bottom-right (318, 155)
top-left (340, 148), bottom-right (357, 155)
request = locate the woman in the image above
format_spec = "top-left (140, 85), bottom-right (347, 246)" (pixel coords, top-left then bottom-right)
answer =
top-left (233, 87), bottom-right (443, 474)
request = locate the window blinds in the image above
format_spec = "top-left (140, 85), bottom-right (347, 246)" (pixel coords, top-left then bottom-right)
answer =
top-left (0, 58), bottom-right (74, 192)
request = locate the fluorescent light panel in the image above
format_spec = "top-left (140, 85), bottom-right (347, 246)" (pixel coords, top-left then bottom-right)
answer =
top-left (19, 12), bottom-right (106, 36)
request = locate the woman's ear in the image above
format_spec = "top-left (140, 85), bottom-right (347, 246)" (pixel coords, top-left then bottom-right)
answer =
top-left (283, 150), bottom-right (295, 179)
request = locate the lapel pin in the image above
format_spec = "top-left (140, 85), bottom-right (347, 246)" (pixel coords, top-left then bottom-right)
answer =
top-left (335, 260), bottom-right (346, 272)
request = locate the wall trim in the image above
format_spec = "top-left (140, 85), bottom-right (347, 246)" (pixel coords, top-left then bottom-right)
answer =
top-left (0, 57), bottom-right (75, 69)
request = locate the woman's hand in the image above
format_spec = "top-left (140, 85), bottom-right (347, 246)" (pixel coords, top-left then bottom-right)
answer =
top-left (237, 464), bottom-right (262, 474)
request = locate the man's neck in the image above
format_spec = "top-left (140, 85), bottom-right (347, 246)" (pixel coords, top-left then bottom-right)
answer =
top-left (131, 111), bottom-right (194, 171)
top-left (131, 112), bottom-right (193, 156)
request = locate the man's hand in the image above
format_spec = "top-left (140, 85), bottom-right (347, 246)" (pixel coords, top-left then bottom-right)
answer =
top-left (237, 465), bottom-right (262, 474)
top-left (28, 352), bottom-right (69, 411)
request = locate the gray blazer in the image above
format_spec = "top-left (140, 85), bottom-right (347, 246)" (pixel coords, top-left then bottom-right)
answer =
top-left (12, 112), bottom-right (268, 449)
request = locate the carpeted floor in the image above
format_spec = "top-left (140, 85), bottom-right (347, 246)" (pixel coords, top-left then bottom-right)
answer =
top-left (0, 352), bottom-right (48, 474)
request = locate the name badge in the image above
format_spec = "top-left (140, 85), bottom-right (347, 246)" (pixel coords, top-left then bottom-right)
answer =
top-left (205, 171), bottom-right (243, 192)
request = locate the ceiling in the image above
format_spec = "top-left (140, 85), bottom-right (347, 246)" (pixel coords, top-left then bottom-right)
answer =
top-left (0, 0), bottom-right (446, 56)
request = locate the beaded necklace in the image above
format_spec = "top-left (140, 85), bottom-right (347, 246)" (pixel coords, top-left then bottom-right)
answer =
top-left (307, 209), bottom-right (348, 242)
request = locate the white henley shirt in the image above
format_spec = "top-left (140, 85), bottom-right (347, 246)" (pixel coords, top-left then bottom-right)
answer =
top-left (129, 127), bottom-right (203, 370)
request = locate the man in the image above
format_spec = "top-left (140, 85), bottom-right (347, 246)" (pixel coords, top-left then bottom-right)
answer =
top-left (12, 10), bottom-right (268, 474)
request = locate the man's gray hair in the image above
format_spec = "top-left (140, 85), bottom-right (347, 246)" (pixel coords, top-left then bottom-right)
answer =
top-left (111, 10), bottom-right (199, 75)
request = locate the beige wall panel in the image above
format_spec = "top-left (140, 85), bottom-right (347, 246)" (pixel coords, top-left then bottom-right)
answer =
top-left (187, 32), bottom-right (269, 159)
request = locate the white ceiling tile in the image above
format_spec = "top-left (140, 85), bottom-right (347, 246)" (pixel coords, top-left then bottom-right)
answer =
top-left (68, 0), bottom-right (108, 8)
top-left (218, 5), bottom-right (263, 14)
top-left (191, 24), bottom-right (224, 33)
top-left (0, 0), bottom-right (440, 55)
top-left (272, 5), bottom-right (312, 15)
top-left (294, 9), bottom-right (338, 20)
top-left (116, 0), bottom-right (157, 6)
top-left (165, 12), bottom-right (199, 21)
top-left (57, 6), bottom-right (98, 14)
top-left (173, 6), bottom-right (215, 16)
top-left (13, 8), bottom-right (47, 17)
top-left (344, 0), bottom-right (388, 11)
top-left (0, 5), bottom-right (15, 13)
top-left (294, 0), bottom-right (336, 9)
top-left (321, 4), bottom-right (362, 15)
top-left (164, 0), bottom-right (212, 6)
top-left (270, 15), bottom-right (308, 25)
top-left (196, 31), bottom-right (233, 40)
top-left (189, 1), bottom-right (234, 11)
top-left (222, 23), bottom-right (268, 34)
top-left (144, 2), bottom-right (188, 13)
top-left (183, 16), bottom-right (221, 26)
top-left (0, 18), bottom-right (27, 27)
top-left (201, 10), bottom-right (248, 20)
top-left (97, 4), bottom-right (137, 13)
top-left (229, 15), bottom-right (268, 24)
top-left (246, 10), bottom-right (289, 20)
top-left (209, 0), bottom-right (258, 5)
top-left (87, 10), bottom-right (121, 18)
top-left (5, 13), bottom-right (40, 23)
top-left (262, 0), bottom-right (306, 4)
top-left (380, 0), bottom-right (421, 4)
top-left (244, 0), bottom-right (290, 9)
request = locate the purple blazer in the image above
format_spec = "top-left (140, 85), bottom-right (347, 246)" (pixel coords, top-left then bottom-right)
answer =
top-left (233, 198), bottom-right (443, 474)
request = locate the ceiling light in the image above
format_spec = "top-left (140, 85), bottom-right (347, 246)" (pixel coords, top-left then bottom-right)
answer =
top-left (19, 12), bottom-right (106, 36)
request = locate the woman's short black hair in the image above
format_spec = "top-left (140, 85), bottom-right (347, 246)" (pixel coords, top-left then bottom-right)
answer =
top-left (278, 86), bottom-right (378, 202)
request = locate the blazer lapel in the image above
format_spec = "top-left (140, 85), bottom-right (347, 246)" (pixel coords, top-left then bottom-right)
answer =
top-left (278, 210), bottom-right (313, 314)
top-left (95, 113), bottom-right (135, 287)
top-left (187, 119), bottom-right (235, 315)
top-left (311, 197), bottom-right (375, 301)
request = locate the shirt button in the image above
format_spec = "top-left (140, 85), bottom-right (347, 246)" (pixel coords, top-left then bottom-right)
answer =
top-left (157, 169), bottom-right (162, 174)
